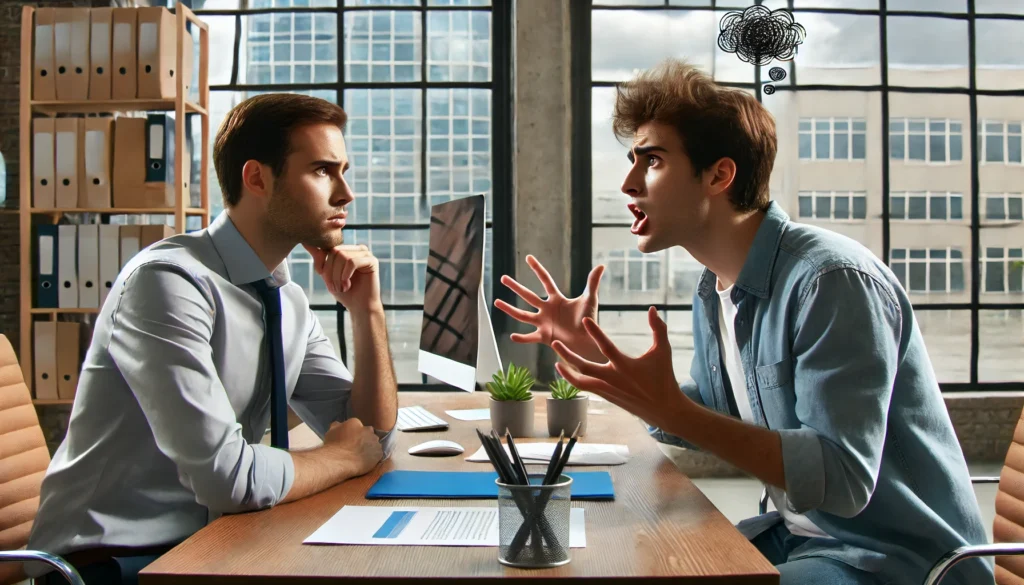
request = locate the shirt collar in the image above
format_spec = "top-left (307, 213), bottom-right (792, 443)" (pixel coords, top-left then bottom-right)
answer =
top-left (208, 211), bottom-right (291, 287)
top-left (697, 201), bottom-right (789, 301)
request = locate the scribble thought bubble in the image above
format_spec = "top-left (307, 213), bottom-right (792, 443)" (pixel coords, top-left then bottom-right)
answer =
top-left (769, 67), bottom-right (787, 81)
top-left (718, 6), bottom-right (806, 66)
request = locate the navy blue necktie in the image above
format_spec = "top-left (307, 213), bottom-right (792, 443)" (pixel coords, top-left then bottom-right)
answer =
top-left (253, 279), bottom-right (288, 450)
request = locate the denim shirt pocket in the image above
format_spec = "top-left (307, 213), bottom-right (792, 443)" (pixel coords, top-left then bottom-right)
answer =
top-left (754, 358), bottom-right (797, 429)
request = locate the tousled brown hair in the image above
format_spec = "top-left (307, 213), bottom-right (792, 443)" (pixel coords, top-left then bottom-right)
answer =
top-left (213, 93), bottom-right (348, 207)
top-left (612, 59), bottom-right (776, 212)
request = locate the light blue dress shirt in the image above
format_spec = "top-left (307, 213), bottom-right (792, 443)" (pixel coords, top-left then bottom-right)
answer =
top-left (28, 212), bottom-right (395, 557)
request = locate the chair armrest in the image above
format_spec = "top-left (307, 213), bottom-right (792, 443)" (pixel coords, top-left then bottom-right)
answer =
top-left (971, 476), bottom-right (1000, 484)
top-left (0, 550), bottom-right (84, 585)
top-left (759, 487), bottom-right (769, 515)
top-left (924, 543), bottom-right (1024, 585)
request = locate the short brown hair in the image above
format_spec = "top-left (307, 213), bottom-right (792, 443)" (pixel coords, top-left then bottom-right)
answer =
top-left (612, 59), bottom-right (776, 213)
top-left (213, 93), bottom-right (348, 207)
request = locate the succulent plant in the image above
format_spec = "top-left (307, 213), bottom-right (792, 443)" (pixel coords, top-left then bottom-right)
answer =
top-left (486, 363), bottom-right (534, 401)
top-left (549, 377), bottom-right (580, 400)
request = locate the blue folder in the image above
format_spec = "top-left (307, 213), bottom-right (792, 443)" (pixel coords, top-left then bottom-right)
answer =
top-left (366, 471), bottom-right (615, 501)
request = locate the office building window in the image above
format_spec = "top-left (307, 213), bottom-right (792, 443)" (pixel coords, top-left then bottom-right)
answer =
top-left (890, 192), bottom-right (964, 221)
top-left (983, 248), bottom-right (1024, 293)
top-left (607, 249), bottom-right (661, 292)
top-left (979, 120), bottom-right (1023, 164)
top-left (797, 191), bottom-right (868, 221)
top-left (798, 118), bottom-right (867, 161)
top-left (891, 248), bottom-right (966, 294)
top-left (984, 193), bottom-right (1024, 221)
top-left (889, 118), bottom-right (963, 163)
top-left (575, 1), bottom-right (1024, 387)
top-left (190, 0), bottom-right (510, 385)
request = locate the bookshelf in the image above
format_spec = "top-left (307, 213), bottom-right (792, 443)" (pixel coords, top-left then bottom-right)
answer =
top-left (18, 5), bottom-right (211, 404)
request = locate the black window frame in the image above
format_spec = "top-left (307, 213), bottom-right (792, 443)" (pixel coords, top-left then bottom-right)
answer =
top-left (571, 0), bottom-right (1024, 391)
top-left (187, 0), bottom-right (515, 391)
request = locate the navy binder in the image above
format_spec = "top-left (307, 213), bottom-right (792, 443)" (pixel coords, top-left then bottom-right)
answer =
top-left (366, 470), bottom-right (615, 501)
top-left (35, 225), bottom-right (58, 309)
top-left (144, 113), bottom-right (175, 184)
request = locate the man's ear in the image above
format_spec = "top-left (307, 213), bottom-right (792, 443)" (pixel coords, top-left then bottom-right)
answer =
top-left (241, 160), bottom-right (272, 199)
top-left (706, 157), bottom-right (737, 199)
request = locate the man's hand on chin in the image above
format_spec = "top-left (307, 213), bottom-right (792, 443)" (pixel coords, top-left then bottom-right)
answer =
top-left (303, 243), bottom-right (384, 313)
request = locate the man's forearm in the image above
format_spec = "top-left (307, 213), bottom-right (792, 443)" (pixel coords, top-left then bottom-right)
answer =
top-left (281, 446), bottom-right (358, 504)
top-left (348, 304), bottom-right (398, 431)
top-left (662, 400), bottom-right (786, 489)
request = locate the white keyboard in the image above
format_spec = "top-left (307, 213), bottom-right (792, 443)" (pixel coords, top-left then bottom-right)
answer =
top-left (397, 406), bottom-right (450, 432)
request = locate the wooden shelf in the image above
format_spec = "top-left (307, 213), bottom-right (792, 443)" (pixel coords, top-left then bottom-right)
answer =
top-left (0, 209), bottom-right (18, 215)
top-left (33, 399), bottom-right (74, 406)
top-left (32, 99), bottom-right (207, 116)
top-left (29, 207), bottom-right (208, 215)
top-left (30, 308), bottom-right (100, 315)
top-left (18, 5), bottom-right (212, 395)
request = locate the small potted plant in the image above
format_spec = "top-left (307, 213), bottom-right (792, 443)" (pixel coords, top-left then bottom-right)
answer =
top-left (486, 363), bottom-right (536, 437)
top-left (547, 378), bottom-right (588, 438)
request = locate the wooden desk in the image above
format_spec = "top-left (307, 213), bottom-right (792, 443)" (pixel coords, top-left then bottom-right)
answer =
top-left (140, 392), bottom-right (778, 584)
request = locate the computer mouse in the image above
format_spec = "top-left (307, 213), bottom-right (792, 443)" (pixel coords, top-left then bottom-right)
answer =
top-left (408, 440), bottom-right (464, 457)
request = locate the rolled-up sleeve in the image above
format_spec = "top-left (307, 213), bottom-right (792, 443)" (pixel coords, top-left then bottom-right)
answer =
top-left (108, 261), bottom-right (294, 514)
top-left (781, 267), bottom-right (902, 518)
top-left (646, 304), bottom-right (708, 450)
top-left (290, 309), bottom-right (397, 459)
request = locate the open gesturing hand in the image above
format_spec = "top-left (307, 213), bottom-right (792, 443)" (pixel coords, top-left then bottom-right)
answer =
top-left (551, 307), bottom-right (692, 431)
top-left (494, 255), bottom-right (607, 363)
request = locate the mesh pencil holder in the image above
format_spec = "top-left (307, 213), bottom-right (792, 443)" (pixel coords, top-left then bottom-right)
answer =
top-left (495, 474), bottom-right (572, 569)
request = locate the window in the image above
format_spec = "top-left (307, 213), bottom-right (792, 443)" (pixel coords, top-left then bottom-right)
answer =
top-left (983, 193), bottom-right (1024, 221)
top-left (983, 248), bottom-right (1024, 293)
top-left (891, 248), bottom-right (966, 294)
top-left (607, 249), bottom-right (661, 293)
top-left (797, 191), bottom-right (868, 221)
top-left (890, 192), bottom-right (964, 221)
top-left (798, 118), bottom-right (867, 161)
top-left (193, 0), bottom-right (510, 386)
top-left (979, 120), bottom-right (1023, 164)
top-left (577, 2), bottom-right (1024, 388)
top-left (889, 118), bottom-right (963, 163)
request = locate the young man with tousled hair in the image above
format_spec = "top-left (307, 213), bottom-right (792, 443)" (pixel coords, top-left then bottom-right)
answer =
top-left (28, 93), bottom-right (398, 585)
top-left (497, 59), bottom-right (992, 585)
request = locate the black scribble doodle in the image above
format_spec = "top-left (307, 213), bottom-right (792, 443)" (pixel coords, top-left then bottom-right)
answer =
top-left (718, 5), bottom-right (806, 66)
top-left (763, 85), bottom-right (777, 95)
top-left (769, 66), bottom-right (787, 81)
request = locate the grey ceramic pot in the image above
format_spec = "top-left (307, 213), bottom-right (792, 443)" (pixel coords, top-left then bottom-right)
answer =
top-left (489, 395), bottom-right (535, 437)
top-left (546, 395), bottom-right (588, 437)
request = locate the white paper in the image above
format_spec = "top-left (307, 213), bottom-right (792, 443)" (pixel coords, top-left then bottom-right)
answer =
top-left (304, 506), bottom-right (585, 548)
top-left (445, 408), bottom-right (490, 421)
top-left (465, 443), bottom-right (630, 466)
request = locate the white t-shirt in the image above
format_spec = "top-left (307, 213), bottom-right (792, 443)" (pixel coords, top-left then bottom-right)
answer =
top-left (716, 280), bottom-right (830, 539)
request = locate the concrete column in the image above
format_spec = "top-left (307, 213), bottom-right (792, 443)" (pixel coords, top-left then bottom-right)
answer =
top-left (501, 0), bottom-right (574, 381)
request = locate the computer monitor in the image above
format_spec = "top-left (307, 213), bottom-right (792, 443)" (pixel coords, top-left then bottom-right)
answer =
top-left (417, 194), bottom-right (502, 391)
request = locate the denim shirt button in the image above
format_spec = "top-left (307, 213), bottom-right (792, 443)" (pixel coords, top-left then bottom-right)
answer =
top-left (711, 365), bottom-right (717, 372)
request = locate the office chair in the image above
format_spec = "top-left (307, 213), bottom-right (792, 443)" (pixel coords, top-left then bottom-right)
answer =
top-left (0, 335), bottom-right (83, 585)
top-left (754, 424), bottom-right (1024, 584)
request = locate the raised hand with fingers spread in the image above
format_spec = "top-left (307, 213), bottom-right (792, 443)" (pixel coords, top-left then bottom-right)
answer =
top-left (550, 306), bottom-right (691, 432)
top-left (494, 254), bottom-right (607, 363)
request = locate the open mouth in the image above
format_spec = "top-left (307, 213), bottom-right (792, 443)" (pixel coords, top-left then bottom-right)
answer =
top-left (627, 203), bottom-right (649, 235)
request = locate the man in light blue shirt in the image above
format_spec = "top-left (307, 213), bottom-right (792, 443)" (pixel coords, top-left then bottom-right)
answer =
top-left (29, 93), bottom-right (398, 584)
top-left (496, 59), bottom-right (992, 584)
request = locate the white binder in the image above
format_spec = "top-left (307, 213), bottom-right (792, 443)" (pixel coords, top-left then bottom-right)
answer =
top-left (32, 118), bottom-right (55, 209)
top-left (57, 224), bottom-right (79, 309)
top-left (77, 224), bottom-right (99, 309)
top-left (99, 224), bottom-right (120, 307)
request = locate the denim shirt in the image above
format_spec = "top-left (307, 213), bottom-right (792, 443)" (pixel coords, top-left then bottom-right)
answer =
top-left (648, 202), bottom-right (993, 585)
